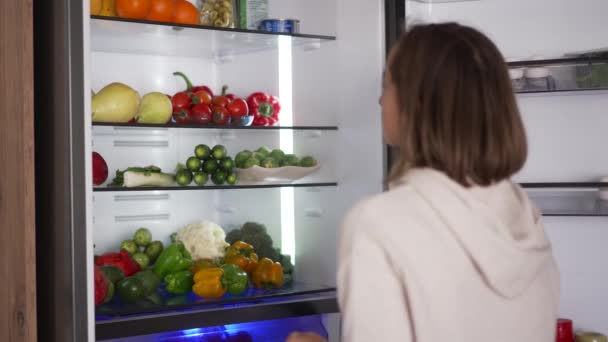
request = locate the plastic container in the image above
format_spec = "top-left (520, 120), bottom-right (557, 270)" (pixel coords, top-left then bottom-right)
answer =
top-left (198, 0), bottom-right (236, 28)
top-left (509, 68), bottom-right (526, 91)
top-left (524, 66), bottom-right (555, 91)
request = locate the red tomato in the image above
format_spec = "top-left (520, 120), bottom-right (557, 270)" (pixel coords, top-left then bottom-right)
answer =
top-left (190, 104), bottom-right (212, 124)
top-left (225, 94), bottom-right (237, 102)
top-left (171, 91), bottom-right (191, 112)
top-left (193, 90), bottom-right (213, 105)
top-left (172, 108), bottom-right (191, 124)
top-left (212, 95), bottom-right (230, 108)
top-left (212, 106), bottom-right (230, 125)
top-left (227, 98), bottom-right (248, 116)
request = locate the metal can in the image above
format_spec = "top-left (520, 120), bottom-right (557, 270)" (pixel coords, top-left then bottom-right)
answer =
top-left (258, 19), bottom-right (300, 33)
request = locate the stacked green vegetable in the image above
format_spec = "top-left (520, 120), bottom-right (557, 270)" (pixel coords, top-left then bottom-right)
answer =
top-left (120, 228), bottom-right (164, 269)
top-left (235, 147), bottom-right (318, 169)
top-left (176, 144), bottom-right (238, 186)
top-left (225, 222), bottom-right (295, 284)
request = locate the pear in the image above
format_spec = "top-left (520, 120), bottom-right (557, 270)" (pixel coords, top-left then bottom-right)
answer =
top-left (92, 82), bottom-right (140, 123)
top-left (136, 92), bottom-right (173, 124)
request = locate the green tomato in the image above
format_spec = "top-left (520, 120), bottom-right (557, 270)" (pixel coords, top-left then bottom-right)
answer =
top-left (234, 150), bottom-right (252, 167)
top-left (193, 171), bottom-right (209, 185)
top-left (186, 156), bottom-right (202, 172)
top-left (132, 252), bottom-right (150, 269)
top-left (120, 240), bottom-right (138, 254)
top-left (300, 156), bottom-right (317, 167)
top-left (202, 159), bottom-right (219, 174)
top-left (194, 144), bottom-right (211, 160)
top-left (261, 157), bottom-right (279, 168)
top-left (175, 170), bottom-right (193, 186)
top-left (269, 149), bottom-right (285, 162)
top-left (284, 154), bottom-right (300, 166)
top-left (255, 147), bottom-right (270, 159)
top-left (133, 227), bottom-right (152, 247)
top-left (145, 241), bottom-right (164, 263)
top-left (242, 157), bottom-right (260, 169)
top-left (211, 145), bottom-right (227, 160)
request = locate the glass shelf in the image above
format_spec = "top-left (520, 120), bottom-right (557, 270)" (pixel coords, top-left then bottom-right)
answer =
top-left (92, 122), bottom-right (339, 131)
top-left (94, 182), bottom-right (338, 192)
top-left (95, 283), bottom-right (337, 340)
top-left (508, 55), bottom-right (608, 94)
top-left (90, 16), bottom-right (336, 59)
top-left (521, 183), bottom-right (608, 217)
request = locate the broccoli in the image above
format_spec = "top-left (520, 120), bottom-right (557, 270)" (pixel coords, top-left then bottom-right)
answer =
top-left (226, 222), bottom-right (278, 260)
top-left (279, 254), bottom-right (294, 274)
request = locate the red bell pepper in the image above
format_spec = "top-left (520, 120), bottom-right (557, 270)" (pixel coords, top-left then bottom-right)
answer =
top-left (173, 71), bottom-right (213, 97)
top-left (94, 265), bottom-right (110, 306)
top-left (95, 250), bottom-right (141, 277)
top-left (191, 103), bottom-right (212, 124)
top-left (247, 92), bottom-right (280, 126)
top-left (212, 86), bottom-right (231, 108)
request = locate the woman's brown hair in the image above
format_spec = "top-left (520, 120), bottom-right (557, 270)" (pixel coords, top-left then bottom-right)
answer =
top-left (388, 23), bottom-right (527, 187)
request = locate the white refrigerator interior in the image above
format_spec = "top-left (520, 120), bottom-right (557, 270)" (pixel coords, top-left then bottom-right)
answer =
top-left (88, 0), bottom-right (385, 339)
top-left (407, 0), bottom-right (608, 334)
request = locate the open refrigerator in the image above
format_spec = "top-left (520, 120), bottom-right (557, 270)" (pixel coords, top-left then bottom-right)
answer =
top-left (389, 0), bottom-right (608, 336)
top-left (34, 0), bottom-right (385, 341)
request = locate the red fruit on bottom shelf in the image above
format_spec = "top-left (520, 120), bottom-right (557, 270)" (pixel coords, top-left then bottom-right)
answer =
top-left (92, 152), bottom-right (108, 185)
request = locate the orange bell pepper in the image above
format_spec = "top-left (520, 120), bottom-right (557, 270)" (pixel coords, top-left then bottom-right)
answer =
top-left (252, 258), bottom-right (283, 289)
top-left (190, 259), bottom-right (217, 274)
top-left (224, 241), bottom-right (259, 274)
top-left (192, 267), bottom-right (226, 298)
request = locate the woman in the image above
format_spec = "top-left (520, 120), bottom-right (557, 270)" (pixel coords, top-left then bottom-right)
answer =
top-left (288, 23), bottom-right (560, 342)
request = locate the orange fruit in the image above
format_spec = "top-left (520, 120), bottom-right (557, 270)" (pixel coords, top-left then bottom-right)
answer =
top-left (172, 0), bottom-right (200, 25)
top-left (147, 0), bottom-right (174, 22)
top-left (91, 0), bottom-right (103, 15)
top-left (116, 0), bottom-right (151, 19)
top-left (99, 0), bottom-right (117, 16)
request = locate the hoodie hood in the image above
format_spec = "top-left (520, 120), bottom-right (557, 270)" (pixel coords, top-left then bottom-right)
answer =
top-left (395, 168), bottom-right (553, 299)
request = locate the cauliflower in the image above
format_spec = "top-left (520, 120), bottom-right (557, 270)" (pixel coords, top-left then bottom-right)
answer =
top-left (175, 221), bottom-right (229, 261)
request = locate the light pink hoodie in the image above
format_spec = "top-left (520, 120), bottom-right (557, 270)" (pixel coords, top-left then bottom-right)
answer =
top-left (338, 168), bottom-right (560, 341)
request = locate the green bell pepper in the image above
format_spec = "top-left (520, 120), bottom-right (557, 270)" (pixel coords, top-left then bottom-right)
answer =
top-left (220, 264), bottom-right (248, 295)
top-left (153, 242), bottom-right (193, 279)
top-left (164, 270), bottom-right (194, 295)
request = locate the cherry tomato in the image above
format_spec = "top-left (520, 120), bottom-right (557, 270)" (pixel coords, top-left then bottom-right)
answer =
top-left (171, 91), bottom-right (192, 112)
top-left (227, 98), bottom-right (248, 116)
top-left (212, 106), bottom-right (230, 125)
top-left (172, 108), bottom-right (191, 124)
top-left (190, 104), bottom-right (212, 124)
top-left (193, 90), bottom-right (213, 105)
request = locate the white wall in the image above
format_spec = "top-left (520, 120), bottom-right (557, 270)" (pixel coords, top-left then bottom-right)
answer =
top-left (407, 0), bottom-right (608, 334)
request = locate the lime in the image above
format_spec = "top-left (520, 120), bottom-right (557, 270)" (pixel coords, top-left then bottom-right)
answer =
top-left (175, 169), bottom-right (193, 186)
top-left (202, 159), bottom-right (219, 174)
top-left (211, 145), bottom-right (227, 160)
top-left (261, 157), bottom-right (279, 168)
top-left (212, 171), bottom-right (227, 185)
top-left (242, 157), bottom-right (260, 169)
top-left (220, 157), bottom-right (235, 171)
top-left (234, 150), bottom-right (252, 167)
top-left (270, 149), bottom-right (285, 162)
top-left (226, 172), bottom-right (238, 185)
top-left (186, 156), bottom-right (202, 172)
top-left (193, 171), bottom-right (209, 185)
top-left (300, 156), bottom-right (317, 167)
top-left (194, 144), bottom-right (211, 160)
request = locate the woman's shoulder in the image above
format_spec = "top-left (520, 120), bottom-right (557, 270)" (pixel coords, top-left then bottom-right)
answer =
top-left (340, 184), bottom-right (431, 241)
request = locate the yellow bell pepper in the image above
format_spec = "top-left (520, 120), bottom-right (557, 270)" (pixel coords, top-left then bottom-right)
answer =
top-left (192, 268), bottom-right (227, 298)
top-left (252, 258), bottom-right (283, 289)
top-left (224, 241), bottom-right (259, 274)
